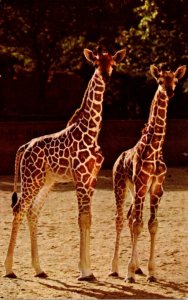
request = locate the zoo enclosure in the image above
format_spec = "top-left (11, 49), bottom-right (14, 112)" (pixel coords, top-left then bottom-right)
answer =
top-left (0, 119), bottom-right (187, 175)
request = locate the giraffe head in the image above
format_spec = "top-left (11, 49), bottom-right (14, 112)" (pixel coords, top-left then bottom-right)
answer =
top-left (83, 47), bottom-right (126, 82)
top-left (150, 64), bottom-right (186, 98)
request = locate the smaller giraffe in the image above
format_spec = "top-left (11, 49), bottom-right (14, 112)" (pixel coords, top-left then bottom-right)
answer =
top-left (4, 46), bottom-right (126, 280)
top-left (109, 64), bottom-right (186, 283)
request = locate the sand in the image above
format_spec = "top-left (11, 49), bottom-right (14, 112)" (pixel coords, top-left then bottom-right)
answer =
top-left (0, 168), bottom-right (188, 299)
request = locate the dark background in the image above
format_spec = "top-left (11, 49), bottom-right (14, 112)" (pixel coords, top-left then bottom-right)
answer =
top-left (0, 0), bottom-right (188, 173)
top-left (0, 0), bottom-right (188, 120)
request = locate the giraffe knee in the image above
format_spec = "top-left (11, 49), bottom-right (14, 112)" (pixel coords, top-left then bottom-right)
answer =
top-left (27, 208), bottom-right (38, 222)
top-left (148, 219), bottom-right (158, 234)
top-left (133, 219), bottom-right (143, 236)
top-left (78, 212), bottom-right (91, 229)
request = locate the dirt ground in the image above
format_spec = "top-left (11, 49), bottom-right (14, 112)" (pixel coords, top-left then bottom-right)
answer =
top-left (0, 168), bottom-right (188, 299)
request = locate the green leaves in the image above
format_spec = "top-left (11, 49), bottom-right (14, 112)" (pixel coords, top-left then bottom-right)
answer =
top-left (0, 1), bottom-right (187, 83)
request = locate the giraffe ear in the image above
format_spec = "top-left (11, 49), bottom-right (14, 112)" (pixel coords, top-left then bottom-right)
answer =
top-left (175, 65), bottom-right (186, 79)
top-left (150, 65), bottom-right (160, 79)
top-left (84, 49), bottom-right (96, 64)
top-left (113, 49), bottom-right (126, 64)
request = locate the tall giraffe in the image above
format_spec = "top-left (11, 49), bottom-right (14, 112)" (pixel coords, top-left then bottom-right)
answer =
top-left (4, 46), bottom-right (126, 281)
top-left (109, 64), bottom-right (186, 283)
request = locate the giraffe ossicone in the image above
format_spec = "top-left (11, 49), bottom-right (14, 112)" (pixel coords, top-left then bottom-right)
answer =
top-left (4, 46), bottom-right (126, 280)
top-left (109, 64), bottom-right (186, 283)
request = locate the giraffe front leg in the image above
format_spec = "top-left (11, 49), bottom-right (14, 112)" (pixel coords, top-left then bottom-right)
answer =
top-left (78, 209), bottom-right (95, 281)
top-left (127, 218), bottom-right (143, 283)
top-left (128, 183), bottom-right (144, 276)
top-left (74, 178), bottom-right (96, 281)
top-left (76, 183), bottom-right (96, 281)
top-left (147, 177), bottom-right (164, 282)
top-left (73, 152), bottom-right (103, 281)
top-left (127, 204), bottom-right (144, 277)
top-left (147, 219), bottom-right (158, 282)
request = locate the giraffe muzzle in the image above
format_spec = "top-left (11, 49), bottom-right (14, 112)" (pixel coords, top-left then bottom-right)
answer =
top-left (166, 89), bottom-right (174, 98)
top-left (102, 73), bottom-right (110, 83)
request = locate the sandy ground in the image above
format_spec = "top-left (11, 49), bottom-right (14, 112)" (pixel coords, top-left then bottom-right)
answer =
top-left (0, 168), bottom-right (188, 299)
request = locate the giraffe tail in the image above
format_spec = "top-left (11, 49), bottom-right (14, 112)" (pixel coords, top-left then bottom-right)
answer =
top-left (11, 143), bottom-right (28, 208)
top-left (11, 192), bottom-right (18, 208)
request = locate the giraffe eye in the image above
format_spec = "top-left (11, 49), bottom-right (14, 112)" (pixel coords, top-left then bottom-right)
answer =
top-left (93, 61), bottom-right (99, 68)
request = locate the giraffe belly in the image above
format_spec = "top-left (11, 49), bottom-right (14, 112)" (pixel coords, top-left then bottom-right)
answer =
top-left (46, 160), bottom-right (73, 183)
top-left (46, 168), bottom-right (74, 183)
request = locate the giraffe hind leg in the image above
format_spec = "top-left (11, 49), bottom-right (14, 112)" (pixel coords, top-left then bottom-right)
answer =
top-left (5, 182), bottom-right (43, 278)
top-left (109, 162), bottom-right (127, 277)
top-left (77, 185), bottom-right (95, 281)
top-left (127, 184), bottom-right (145, 280)
top-left (5, 200), bottom-right (30, 277)
top-left (126, 185), bottom-right (145, 283)
top-left (27, 181), bottom-right (53, 277)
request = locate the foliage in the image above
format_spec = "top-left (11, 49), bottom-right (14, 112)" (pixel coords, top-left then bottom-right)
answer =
top-left (1, 0), bottom-right (187, 75)
top-left (116, 0), bottom-right (188, 76)
top-left (0, 0), bottom-right (187, 118)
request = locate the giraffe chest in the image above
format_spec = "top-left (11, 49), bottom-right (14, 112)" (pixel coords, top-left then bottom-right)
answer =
top-left (137, 142), bottom-right (162, 162)
top-left (71, 123), bottom-right (99, 148)
top-left (123, 145), bottom-right (164, 183)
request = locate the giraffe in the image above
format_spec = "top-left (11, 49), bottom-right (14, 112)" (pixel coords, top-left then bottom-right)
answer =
top-left (4, 46), bottom-right (126, 281)
top-left (109, 64), bottom-right (186, 283)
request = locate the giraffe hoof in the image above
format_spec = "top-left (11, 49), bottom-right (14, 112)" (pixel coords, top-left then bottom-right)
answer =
top-left (126, 277), bottom-right (136, 283)
top-left (147, 275), bottom-right (157, 282)
top-left (35, 271), bottom-right (48, 278)
top-left (135, 268), bottom-right (144, 275)
top-left (78, 274), bottom-right (97, 282)
top-left (109, 272), bottom-right (119, 277)
top-left (4, 272), bottom-right (17, 279)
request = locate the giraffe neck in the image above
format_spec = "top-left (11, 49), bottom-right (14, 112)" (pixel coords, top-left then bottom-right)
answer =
top-left (77, 71), bottom-right (105, 141)
top-left (142, 88), bottom-right (169, 150)
top-left (67, 71), bottom-right (105, 133)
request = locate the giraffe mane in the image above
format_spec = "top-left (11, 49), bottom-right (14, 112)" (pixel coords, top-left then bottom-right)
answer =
top-left (141, 123), bottom-right (148, 135)
top-left (66, 83), bottom-right (90, 127)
